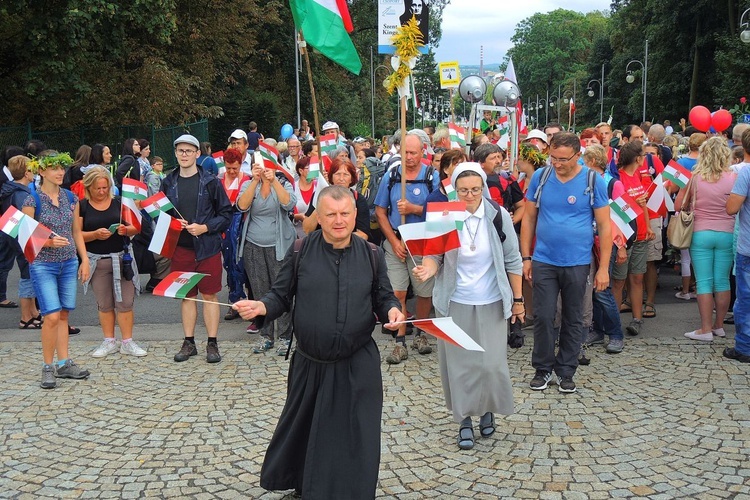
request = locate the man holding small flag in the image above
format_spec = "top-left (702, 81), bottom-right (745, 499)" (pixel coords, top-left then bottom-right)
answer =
top-left (161, 134), bottom-right (232, 364)
top-left (234, 186), bottom-right (403, 499)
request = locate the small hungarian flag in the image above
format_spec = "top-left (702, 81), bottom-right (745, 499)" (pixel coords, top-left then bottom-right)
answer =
top-left (426, 201), bottom-right (467, 231)
top-left (308, 156), bottom-right (321, 180)
top-left (258, 141), bottom-right (280, 163)
top-left (497, 114), bottom-right (510, 136)
top-left (141, 192), bottom-right (175, 218)
top-left (398, 220), bottom-right (461, 256)
top-left (609, 193), bottom-right (642, 223)
top-left (610, 207), bottom-right (634, 249)
top-left (421, 145), bottom-right (433, 167)
top-left (153, 271), bottom-right (207, 299)
top-left (646, 174), bottom-right (674, 218)
top-left (442, 178), bottom-right (457, 201)
top-left (121, 178), bottom-right (148, 201)
top-left (0, 205), bottom-right (25, 238)
top-left (262, 158), bottom-right (296, 186)
top-left (663, 160), bottom-right (692, 189)
top-left (18, 216), bottom-right (52, 264)
top-left (320, 133), bottom-right (338, 153)
top-left (121, 196), bottom-right (142, 232)
top-left (411, 317), bottom-right (485, 352)
top-left (148, 212), bottom-right (183, 258)
top-left (212, 151), bottom-right (225, 171)
top-left (448, 123), bottom-right (466, 149)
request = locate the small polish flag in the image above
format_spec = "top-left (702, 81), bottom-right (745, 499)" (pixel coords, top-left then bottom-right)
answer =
top-left (426, 201), bottom-right (467, 231)
top-left (153, 271), bottom-right (207, 299)
top-left (121, 178), bottom-right (148, 201)
top-left (398, 220), bottom-right (461, 256)
top-left (609, 193), bottom-right (642, 223)
top-left (121, 196), bottom-right (142, 232)
top-left (663, 160), bottom-right (692, 189)
top-left (148, 213), bottom-right (183, 258)
top-left (320, 133), bottom-right (338, 153)
top-left (442, 178), bottom-right (457, 201)
top-left (412, 317), bottom-right (485, 351)
top-left (0, 205), bottom-right (26, 238)
top-left (18, 216), bottom-right (53, 264)
top-left (646, 174), bottom-right (674, 218)
top-left (141, 192), bottom-right (175, 219)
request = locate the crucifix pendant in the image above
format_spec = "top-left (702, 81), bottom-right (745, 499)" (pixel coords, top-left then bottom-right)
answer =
top-left (470, 244), bottom-right (476, 251)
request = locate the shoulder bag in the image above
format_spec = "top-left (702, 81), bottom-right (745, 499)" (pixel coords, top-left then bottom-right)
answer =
top-left (667, 177), bottom-right (696, 250)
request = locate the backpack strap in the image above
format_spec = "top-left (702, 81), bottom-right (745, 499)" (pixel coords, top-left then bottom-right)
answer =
top-left (533, 166), bottom-right (554, 208)
top-left (32, 188), bottom-right (76, 220)
top-left (584, 168), bottom-right (597, 207)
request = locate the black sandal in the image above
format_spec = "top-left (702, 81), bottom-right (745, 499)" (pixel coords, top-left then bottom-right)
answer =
top-left (458, 418), bottom-right (474, 450)
top-left (479, 412), bottom-right (495, 438)
top-left (19, 318), bottom-right (42, 329)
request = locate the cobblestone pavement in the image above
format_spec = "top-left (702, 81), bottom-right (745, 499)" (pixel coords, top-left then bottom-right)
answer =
top-left (1, 329), bottom-right (749, 499)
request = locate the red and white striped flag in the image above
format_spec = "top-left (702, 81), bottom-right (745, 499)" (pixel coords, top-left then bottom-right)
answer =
top-left (0, 205), bottom-right (26, 238)
top-left (399, 220), bottom-right (461, 256)
top-left (153, 271), bottom-right (207, 299)
top-left (121, 178), bottom-right (148, 201)
top-left (18, 216), bottom-right (53, 264)
top-left (646, 174), bottom-right (674, 218)
top-left (121, 196), bottom-right (142, 232)
top-left (426, 201), bottom-right (466, 231)
top-left (411, 317), bottom-right (484, 351)
top-left (148, 212), bottom-right (183, 258)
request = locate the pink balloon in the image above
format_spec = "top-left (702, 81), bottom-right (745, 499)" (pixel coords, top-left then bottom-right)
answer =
top-left (689, 106), bottom-right (712, 132)
top-left (711, 109), bottom-right (733, 132)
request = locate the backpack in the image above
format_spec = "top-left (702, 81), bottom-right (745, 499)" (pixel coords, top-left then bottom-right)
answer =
top-left (357, 157), bottom-right (387, 221)
top-left (486, 172), bottom-right (515, 211)
top-left (485, 199), bottom-right (506, 243)
top-left (385, 163), bottom-right (436, 218)
top-left (533, 165), bottom-right (597, 209)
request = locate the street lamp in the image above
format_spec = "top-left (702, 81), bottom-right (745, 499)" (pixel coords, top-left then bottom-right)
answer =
top-left (625, 39), bottom-right (648, 123)
top-left (537, 98), bottom-right (548, 125)
top-left (586, 63), bottom-right (606, 123)
top-left (741, 8), bottom-right (750, 43)
top-left (549, 95), bottom-right (559, 122)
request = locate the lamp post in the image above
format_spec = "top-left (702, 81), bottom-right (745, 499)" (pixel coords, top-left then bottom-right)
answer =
top-left (549, 95), bottom-right (559, 122)
top-left (741, 8), bottom-right (750, 43)
top-left (563, 90), bottom-right (574, 130)
top-left (625, 39), bottom-right (648, 123)
top-left (537, 98), bottom-right (548, 126)
top-left (586, 63), bottom-right (605, 123)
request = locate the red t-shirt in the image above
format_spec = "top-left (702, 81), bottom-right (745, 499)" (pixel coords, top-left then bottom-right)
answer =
top-left (618, 169), bottom-right (649, 241)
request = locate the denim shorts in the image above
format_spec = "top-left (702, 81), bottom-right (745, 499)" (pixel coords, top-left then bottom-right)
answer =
top-left (29, 258), bottom-right (78, 315)
top-left (18, 278), bottom-right (36, 299)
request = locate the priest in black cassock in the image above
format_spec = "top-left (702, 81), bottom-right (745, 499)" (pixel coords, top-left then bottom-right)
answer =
top-left (234, 186), bottom-right (404, 499)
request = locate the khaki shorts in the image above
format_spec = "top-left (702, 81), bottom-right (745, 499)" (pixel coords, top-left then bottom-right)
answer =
top-left (383, 239), bottom-right (435, 297)
top-left (613, 240), bottom-right (648, 281)
top-left (647, 217), bottom-right (663, 262)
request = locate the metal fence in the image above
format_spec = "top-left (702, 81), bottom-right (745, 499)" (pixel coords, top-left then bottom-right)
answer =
top-left (0, 120), bottom-right (209, 168)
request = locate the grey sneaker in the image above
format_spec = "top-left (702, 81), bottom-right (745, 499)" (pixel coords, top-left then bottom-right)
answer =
top-left (385, 343), bottom-right (408, 364)
top-left (412, 333), bottom-right (432, 354)
top-left (584, 329), bottom-right (605, 345)
top-left (40, 364), bottom-right (56, 389)
top-left (206, 342), bottom-right (221, 363)
top-left (174, 340), bottom-right (198, 362)
top-left (606, 338), bottom-right (624, 354)
top-left (55, 359), bottom-right (90, 379)
top-left (252, 338), bottom-right (274, 354)
top-left (276, 339), bottom-right (291, 356)
top-left (558, 376), bottom-right (577, 393)
top-left (529, 370), bottom-right (556, 390)
top-left (626, 319), bottom-right (643, 336)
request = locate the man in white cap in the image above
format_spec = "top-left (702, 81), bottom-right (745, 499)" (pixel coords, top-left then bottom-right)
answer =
top-left (228, 129), bottom-right (253, 175)
top-left (322, 121), bottom-right (357, 163)
top-left (162, 134), bottom-right (233, 364)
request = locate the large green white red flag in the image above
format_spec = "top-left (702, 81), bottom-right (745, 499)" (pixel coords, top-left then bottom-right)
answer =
top-left (288, 0), bottom-right (362, 75)
top-left (153, 272), bottom-right (207, 299)
top-left (609, 207), bottom-right (634, 249)
top-left (0, 205), bottom-right (25, 238)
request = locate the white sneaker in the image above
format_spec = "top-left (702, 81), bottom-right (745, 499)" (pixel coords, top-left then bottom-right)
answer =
top-left (675, 291), bottom-right (696, 300)
top-left (92, 339), bottom-right (119, 358)
top-left (684, 330), bottom-right (713, 342)
top-left (120, 340), bottom-right (147, 357)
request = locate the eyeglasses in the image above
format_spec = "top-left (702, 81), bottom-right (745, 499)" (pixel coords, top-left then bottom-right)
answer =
top-left (457, 187), bottom-right (483, 196)
top-left (288, 145), bottom-right (300, 149)
top-left (175, 149), bottom-right (198, 156)
top-left (549, 152), bottom-right (579, 164)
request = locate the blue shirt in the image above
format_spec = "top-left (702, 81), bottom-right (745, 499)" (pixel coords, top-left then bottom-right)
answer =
top-left (374, 164), bottom-right (440, 229)
top-left (525, 166), bottom-right (608, 267)
top-left (732, 166), bottom-right (750, 257)
top-left (677, 156), bottom-right (697, 172)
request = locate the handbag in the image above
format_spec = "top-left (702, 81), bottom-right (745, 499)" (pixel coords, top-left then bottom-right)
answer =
top-left (667, 178), bottom-right (696, 250)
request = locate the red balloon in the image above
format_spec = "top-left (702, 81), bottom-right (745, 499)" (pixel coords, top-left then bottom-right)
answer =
top-left (689, 106), bottom-right (712, 132)
top-left (711, 109), bottom-right (733, 132)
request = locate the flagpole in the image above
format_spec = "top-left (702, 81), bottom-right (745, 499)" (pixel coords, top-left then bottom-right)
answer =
top-left (403, 240), bottom-right (418, 268)
top-left (179, 297), bottom-right (235, 308)
top-left (400, 96), bottom-right (407, 225)
top-left (298, 32), bottom-right (324, 173)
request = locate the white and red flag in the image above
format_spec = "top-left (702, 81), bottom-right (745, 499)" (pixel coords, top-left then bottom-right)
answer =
top-left (609, 193), bottom-right (643, 223)
top-left (646, 174), bottom-right (674, 218)
top-left (141, 192), bottom-right (175, 219)
top-left (0, 205), bottom-right (26, 238)
top-left (426, 202), bottom-right (466, 231)
top-left (148, 213), bottom-right (183, 258)
top-left (121, 178), bottom-right (148, 201)
top-left (411, 317), bottom-right (485, 351)
top-left (398, 220), bottom-right (461, 256)
top-left (153, 271), bottom-right (207, 299)
top-left (121, 196), bottom-right (142, 232)
top-left (663, 160), bottom-right (692, 189)
top-left (18, 216), bottom-right (52, 264)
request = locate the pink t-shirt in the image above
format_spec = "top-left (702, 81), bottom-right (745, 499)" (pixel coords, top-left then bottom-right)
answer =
top-left (693, 172), bottom-right (736, 233)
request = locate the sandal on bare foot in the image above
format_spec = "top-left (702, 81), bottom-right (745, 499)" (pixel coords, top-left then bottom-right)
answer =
top-left (19, 318), bottom-right (42, 329)
top-left (643, 303), bottom-right (656, 318)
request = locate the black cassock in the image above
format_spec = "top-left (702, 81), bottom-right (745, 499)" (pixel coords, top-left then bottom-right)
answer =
top-left (257, 231), bottom-right (400, 500)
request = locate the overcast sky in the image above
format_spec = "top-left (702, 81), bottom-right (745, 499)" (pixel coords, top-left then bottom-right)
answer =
top-left (433, 1), bottom-right (613, 65)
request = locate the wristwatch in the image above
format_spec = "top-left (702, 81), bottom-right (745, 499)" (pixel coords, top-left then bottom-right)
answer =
top-left (513, 297), bottom-right (524, 303)
top-left (522, 256), bottom-right (532, 262)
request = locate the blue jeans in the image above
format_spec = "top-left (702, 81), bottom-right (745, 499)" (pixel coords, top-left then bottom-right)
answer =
top-left (733, 253), bottom-right (750, 356)
top-left (29, 258), bottom-right (78, 316)
top-left (592, 246), bottom-right (623, 340)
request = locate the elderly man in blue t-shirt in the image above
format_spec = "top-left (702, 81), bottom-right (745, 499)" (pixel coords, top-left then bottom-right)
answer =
top-left (521, 132), bottom-right (612, 393)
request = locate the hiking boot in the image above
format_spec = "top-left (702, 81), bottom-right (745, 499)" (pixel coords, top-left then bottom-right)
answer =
top-left (120, 340), bottom-right (147, 357)
top-left (276, 339), bottom-right (291, 356)
top-left (174, 340), bottom-right (198, 362)
top-left (40, 364), bottom-right (56, 389)
top-left (584, 329), bottom-right (605, 345)
top-left (558, 376), bottom-right (577, 393)
top-left (252, 338), bottom-right (274, 354)
top-left (224, 307), bottom-right (240, 320)
top-left (723, 347), bottom-right (750, 363)
top-left (92, 339), bottom-right (119, 358)
top-left (412, 333), bottom-right (432, 354)
top-left (606, 338), bottom-right (624, 354)
top-left (55, 359), bottom-right (90, 379)
top-left (529, 370), bottom-right (555, 390)
top-left (626, 319), bottom-right (643, 336)
top-left (385, 344), bottom-right (408, 364)
top-left (206, 342), bottom-right (221, 363)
